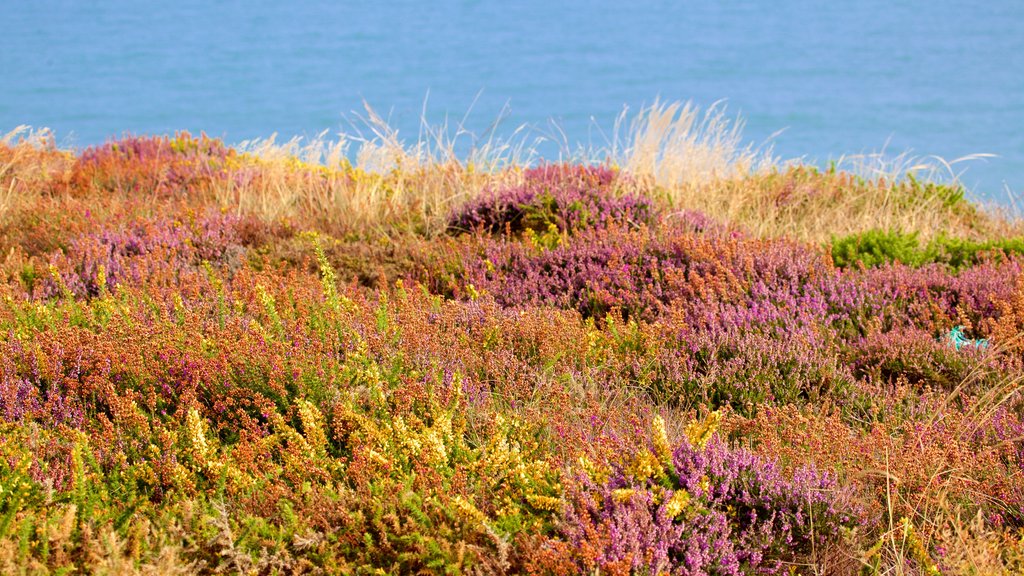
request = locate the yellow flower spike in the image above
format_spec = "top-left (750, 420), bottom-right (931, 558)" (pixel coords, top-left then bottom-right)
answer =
top-left (611, 489), bottom-right (636, 503)
top-left (296, 399), bottom-right (327, 455)
top-left (578, 454), bottom-right (593, 473)
top-left (699, 475), bottom-right (711, 495)
top-left (577, 454), bottom-right (609, 484)
top-left (184, 407), bottom-right (211, 465)
top-left (651, 415), bottom-right (673, 466)
top-left (434, 411), bottom-right (453, 436)
top-left (685, 410), bottom-right (722, 449)
top-left (95, 264), bottom-right (108, 297)
top-left (452, 495), bottom-right (489, 527)
top-left (664, 490), bottom-right (691, 519)
top-left (363, 448), bottom-right (390, 467)
top-left (525, 494), bottom-right (562, 512)
top-left (173, 293), bottom-right (186, 320)
top-left (626, 449), bottom-right (664, 482)
top-left (450, 372), bottom-right (464, 402)
top-left (420, 426), bottom-right (448, 465)
top-left (901, 517), bottom-right (941, 576)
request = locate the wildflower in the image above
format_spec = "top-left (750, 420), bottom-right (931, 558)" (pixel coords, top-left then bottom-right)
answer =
top-left (627, 449), bottom-right (664, 481)
top-left (184, 407), bottom-right (211, 464)
top-left (296, 399), bottom-right (327, 454)
top-left (664, 490), bottom-right (691, 519)
top-left (698, 475), bottom-right (711, 495)
top-left (902, 517), bottom-right (941, 575)
top-left (652, 415), bottom-right (673, 465)
top-left (526, 494), bottom-right (562, 512)
top-left (612, 489), bottom-right (636, 503)
top-left (685, 410), bottom-right (721, 449)
top-left (452, 495), bottom-right (489, 526)
top-left (421, 427), bottom-right (449, 465)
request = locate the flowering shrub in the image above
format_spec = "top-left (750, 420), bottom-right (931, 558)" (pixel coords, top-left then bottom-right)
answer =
top-left (36, 213), bottom-right (249, 299)
top-left (449, 164), bottom-right (656, 236)
top-left (529, 415), bottom-right (858, 575)
top-left (64, 133), bottom-right (236, 198)
top-left (452, 222), bottom-right (839, 322)
top-left (845, 327), bottom-right (986, 388)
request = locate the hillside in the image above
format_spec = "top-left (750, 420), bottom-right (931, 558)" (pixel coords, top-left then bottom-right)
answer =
top-left (2, 119), bottom-right (1024, 574)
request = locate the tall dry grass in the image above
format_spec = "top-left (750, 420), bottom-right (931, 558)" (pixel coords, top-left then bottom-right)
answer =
top-left (0, 127), bottom-right (71, 219)
top-left (2, 101), bottom-right (1019, 243)
top-left (227, 100), bottom-right (1019, 243)
top-left (600, 101), bottom-right (1019, 244)
top-left (609, 99), bottom-right (776, 188)
top-left (216, 104), bottom-right (541, 237)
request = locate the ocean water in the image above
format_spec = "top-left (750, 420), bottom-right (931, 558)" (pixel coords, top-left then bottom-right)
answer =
top-left (2, 1), bottom-right (1022, 200)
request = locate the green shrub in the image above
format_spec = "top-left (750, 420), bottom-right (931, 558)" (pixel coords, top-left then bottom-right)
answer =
top-left (831, 229), bottom-right (923, 268)
top-left (831, 229), bottom-right (1024, 269)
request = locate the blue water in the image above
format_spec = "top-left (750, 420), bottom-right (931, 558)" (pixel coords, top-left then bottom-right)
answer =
top-left (3, 1), bottom-right (1022, 200)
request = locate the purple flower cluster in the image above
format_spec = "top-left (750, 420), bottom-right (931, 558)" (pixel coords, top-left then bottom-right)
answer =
top-left (41, 213), bottom-right (247, 298)
top-left (845, 327), bottom-right (989, 388)
top-left (0, 338), bottom-right (85, 429)
top-left (555, 437), bottom-right (856, 574)
top-left (659, 314), bottom-right (852, 408)
top-left (861, 260), bottom-right (1024, 334)
top-left (458, 220), bottom-right (840, 322)
top-left (76, 133), bottom-right (234, 196)
top-left (448, 164), bottom-right (656, 235)
top-left (445, 214), bottom-right (1024, 410)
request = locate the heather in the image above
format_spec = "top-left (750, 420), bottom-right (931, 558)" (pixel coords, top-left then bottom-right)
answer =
top-left (1, 124), bottom-right (1024, 574)
top-left (448, 165), bottom-right (657, 236)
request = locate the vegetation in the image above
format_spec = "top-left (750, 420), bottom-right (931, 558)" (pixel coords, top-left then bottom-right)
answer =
top-left (831, 228), bottom-right (1024, 270)
top-left (1, 107), bottom-right (1024, 574)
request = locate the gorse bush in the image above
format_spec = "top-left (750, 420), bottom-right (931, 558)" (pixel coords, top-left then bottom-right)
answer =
top-left (0, 133), bottom-right (1022, 573)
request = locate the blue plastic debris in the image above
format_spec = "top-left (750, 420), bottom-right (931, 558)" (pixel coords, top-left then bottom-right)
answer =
top-left (947, 325), bottom-right (989, 350)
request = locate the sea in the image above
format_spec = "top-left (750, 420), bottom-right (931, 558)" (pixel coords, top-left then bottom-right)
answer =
top-left (2, 0), bottom-right (1022, 202)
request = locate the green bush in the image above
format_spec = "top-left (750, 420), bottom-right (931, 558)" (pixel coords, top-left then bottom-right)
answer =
top-left (831, 229), bottom-right (1024, 269)
top-left (831, 229), bottom-right (923, 268)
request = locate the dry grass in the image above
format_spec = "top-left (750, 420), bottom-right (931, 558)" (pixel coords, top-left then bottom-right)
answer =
top-left (226, 101), bottom-right (1020, 243)
top-left (595, 101), bottom-right (1020, 245)
top-left (862, 493), bottom-right (1024, 575)
top-left (1, 101), bottom-right (1019, 244)
top-left (223, 135), bottom-right (518, 238)
top-left (933, 508), bottom-right (1024, 575)
top-left (216, 104), bottom-right (546, 237)
top-left (0, 127), bottom-right (72, 220)
top-left (699, 167), bottom-right (1022, 244)
top-left (608, 99), bottom-right (776, 188)
top-left (0, 507), bottom-right (198, 576)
